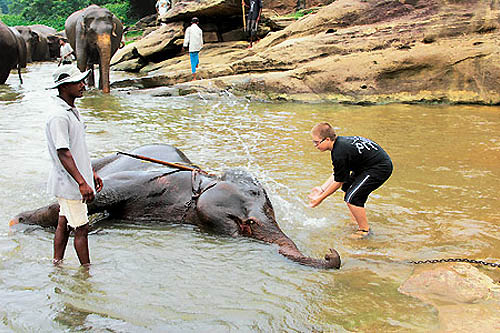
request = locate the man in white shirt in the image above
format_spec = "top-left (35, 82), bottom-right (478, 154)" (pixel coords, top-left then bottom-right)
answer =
top-left (156, 0), bottom-right (171, 26)
top-left (47, 65), bottom-right (103, 266)
top-left (182, 17), bottom-right (203, 81)
top-left (58, 39), bottom-right (74, 66)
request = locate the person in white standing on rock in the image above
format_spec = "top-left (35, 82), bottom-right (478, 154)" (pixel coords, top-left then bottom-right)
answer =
top-left (183, 17), bottom-right (203, 81)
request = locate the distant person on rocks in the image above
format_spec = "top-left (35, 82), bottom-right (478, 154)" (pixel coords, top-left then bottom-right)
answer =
top-left (58, 39), bottom-right (75, 66)
top-left (243, 0), bottom-right (262, 48)
top-left (47, 65), bottom-right (103, 266)
top-left (296, 0), bottom-right (306, 11)
top-left (183, 17), bottom-right (203, 81)
top-left (156, 0), bottom-right (172, 26)
top-left (308, 122), bottom-right (393, 239)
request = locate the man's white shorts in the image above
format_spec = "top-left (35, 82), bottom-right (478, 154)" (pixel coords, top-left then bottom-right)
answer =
top-left (57, 197), bottom-right (89, 229)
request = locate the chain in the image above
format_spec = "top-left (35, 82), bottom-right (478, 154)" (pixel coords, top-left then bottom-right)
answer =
top-left (409, 258), bottom-right (500, 268)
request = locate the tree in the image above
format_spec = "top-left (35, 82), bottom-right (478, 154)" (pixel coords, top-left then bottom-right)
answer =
top-left (0, 0), bottom-right (9, 14)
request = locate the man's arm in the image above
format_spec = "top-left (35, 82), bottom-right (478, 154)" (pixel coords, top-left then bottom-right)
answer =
top-left (57, 148), bottom-right (95, 203)
top-left (309, 174), bottom-right (343, 208)
top-left (183, 27), bottom-right (191, 49)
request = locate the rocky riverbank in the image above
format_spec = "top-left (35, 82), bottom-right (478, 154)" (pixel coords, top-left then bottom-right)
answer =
top-left (111, 0), bottom-right (500, 104)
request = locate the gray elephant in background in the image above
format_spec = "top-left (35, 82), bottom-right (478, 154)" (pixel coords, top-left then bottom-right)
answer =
top-left (13, 26), bottom-right (37, 62)
top-left (0, 21), bottom-right (24, 84)
top-left (29, 24), bottom-right (60, 59)
top-left (65, 5), bottom-right (124, 93)
top-left (14, 25), bottom-right (51, 62)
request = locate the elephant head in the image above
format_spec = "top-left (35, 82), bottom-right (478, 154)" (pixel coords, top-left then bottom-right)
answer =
top-left (66, 5), bottom-right (123, 93)
top-left (196, 169), bottom-right (341, 269)
top-left (14, 26), bottom-right (38, 63)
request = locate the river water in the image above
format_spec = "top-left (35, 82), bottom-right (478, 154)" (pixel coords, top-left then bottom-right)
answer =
top-left (1, 63), bottom-right (499, 332)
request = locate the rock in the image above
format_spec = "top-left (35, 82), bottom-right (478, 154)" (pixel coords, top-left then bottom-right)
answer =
top-left (111, 22), bottom-right (184, 66)
top-left (399, 263), bottom-right (500, 332)
top-left (160, 0), bottom-right (241, 22)
top-left (111, 0), bottom-right (500, 104)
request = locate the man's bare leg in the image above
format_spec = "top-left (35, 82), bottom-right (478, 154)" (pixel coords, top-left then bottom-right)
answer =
top-left (348, 209), bottom-right (357, 225)
top-left (74, 224), bottom-right (90, 266)
top-left (54, 216), bottom-right (70, 264)
top-left (347, 203), bottom-right (370, 238)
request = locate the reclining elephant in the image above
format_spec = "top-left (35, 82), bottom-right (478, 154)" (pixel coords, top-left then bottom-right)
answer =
top-left (10, 144), bottom-right (340, 269)
top-left (0, 21), bottom-right (24, 84)
top-left (65, 5), bottom-right (124, 93)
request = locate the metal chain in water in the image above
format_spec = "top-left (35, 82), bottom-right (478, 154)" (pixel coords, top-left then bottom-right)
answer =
top-left (409, 258), bottom-right (500, 268)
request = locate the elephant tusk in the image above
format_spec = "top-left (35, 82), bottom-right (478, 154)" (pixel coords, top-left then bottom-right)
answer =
top-left (112, 23), bottom-right (117, 37)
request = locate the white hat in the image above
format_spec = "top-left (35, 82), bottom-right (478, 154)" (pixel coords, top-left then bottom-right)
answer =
top-left (49, 65), bottom-right (91, 89)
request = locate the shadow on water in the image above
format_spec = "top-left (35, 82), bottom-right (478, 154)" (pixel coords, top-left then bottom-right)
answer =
top-left (0, 84), bottom-right (23, 103)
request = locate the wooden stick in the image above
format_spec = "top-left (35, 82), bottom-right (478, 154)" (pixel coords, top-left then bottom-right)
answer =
top-left (117, 151), bottom-right (209, 174)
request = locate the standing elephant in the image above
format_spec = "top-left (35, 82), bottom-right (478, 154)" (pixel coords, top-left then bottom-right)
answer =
top-left (29, 24), bottom-right (60, 59)
top-left (13, 26), bottom-right (38, 63)
top-left (0, 21), bottom-right (24, 84)
top-left (14, 25), bottom-right (51, 62)
top-left (10, 144), bottom-right (341, 269)
top-left (65, 5), bottom-right (124, 93)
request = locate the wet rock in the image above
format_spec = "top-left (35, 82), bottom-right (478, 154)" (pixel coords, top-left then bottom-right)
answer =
top-left (399, 263), bottom-right (500, 332)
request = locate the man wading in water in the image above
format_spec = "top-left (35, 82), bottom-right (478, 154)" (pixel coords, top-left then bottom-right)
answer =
top-left (308, 122), bottom-right (393, 239)
top-left (46, 65), bottom-right (103, 266)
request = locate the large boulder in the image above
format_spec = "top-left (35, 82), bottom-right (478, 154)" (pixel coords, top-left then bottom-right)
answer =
top-left (399, 263), bottom-right (500, 332)
top-left (113, 0), bottom-right (500, 104)
top-left (112, 22), bottom-right (185, 69)
top-left (161, 0), bottom-right (241, 22)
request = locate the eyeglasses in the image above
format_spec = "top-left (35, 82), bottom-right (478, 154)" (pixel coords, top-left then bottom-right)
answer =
top-left (312, 138), bottom-right (326, 146)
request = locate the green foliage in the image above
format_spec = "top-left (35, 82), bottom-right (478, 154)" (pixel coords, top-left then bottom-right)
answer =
top-left (102, 2), bottom-right (135, 26)
top-left (3, 0), bottom-right (135, 30)
top-left (0, 13), bottom-right (29, 26)
top-left (125, 29), bottom-right (143, 39)
top-left (287, 8), bottom-right (315, 19)
top-left (0, 0), bottom-right (9, 14)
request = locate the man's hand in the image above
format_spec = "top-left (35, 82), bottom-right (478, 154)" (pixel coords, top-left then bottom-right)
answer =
top-left (94, 172), bottom-right (103, 193)
top-left (79, 182), bottom-right (95, 203)
top-left (308, 187), bottom-right (324, 208)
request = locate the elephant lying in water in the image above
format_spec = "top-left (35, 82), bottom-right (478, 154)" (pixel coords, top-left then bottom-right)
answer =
top-left (10, 144), bottom-right (340, 269)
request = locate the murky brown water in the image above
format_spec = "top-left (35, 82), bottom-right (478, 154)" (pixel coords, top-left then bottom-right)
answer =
top-left (1, 62), bottom-right (499, 331)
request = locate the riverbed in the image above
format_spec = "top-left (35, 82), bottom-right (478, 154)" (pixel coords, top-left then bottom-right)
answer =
top-left (1, 62), bottom-right (499, 331)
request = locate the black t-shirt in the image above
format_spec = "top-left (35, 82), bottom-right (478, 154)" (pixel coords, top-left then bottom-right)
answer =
top-left (246, 0), bottom-right (263, 20)
top-left (331, 136), bottom-right (392, 182)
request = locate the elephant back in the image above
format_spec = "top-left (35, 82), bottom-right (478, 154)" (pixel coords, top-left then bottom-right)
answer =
top-left (64, 8), bottom-right (86, 50)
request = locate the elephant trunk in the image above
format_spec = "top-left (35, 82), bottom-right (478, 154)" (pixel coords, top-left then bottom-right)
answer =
top-left (96, 34), bottom-right (111, 93)
top-left (273, 235), bottom-right (341, 269)
top-left (9, 203), bottom-right (59, 228)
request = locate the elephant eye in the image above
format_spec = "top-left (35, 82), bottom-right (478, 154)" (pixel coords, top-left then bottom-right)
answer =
top-left (249, 190), bottom-right (259, 196)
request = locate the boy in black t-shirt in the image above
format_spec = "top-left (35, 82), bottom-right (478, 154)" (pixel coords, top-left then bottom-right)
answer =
top-left (308, 122), bottom-right (393, 239)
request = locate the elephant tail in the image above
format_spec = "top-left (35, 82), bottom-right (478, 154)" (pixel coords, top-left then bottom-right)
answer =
top-left (17, 64), bottom-right (23, 84)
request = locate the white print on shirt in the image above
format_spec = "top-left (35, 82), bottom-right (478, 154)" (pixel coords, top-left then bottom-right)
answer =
top-left (351, 136), bottom-right (379, 154)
